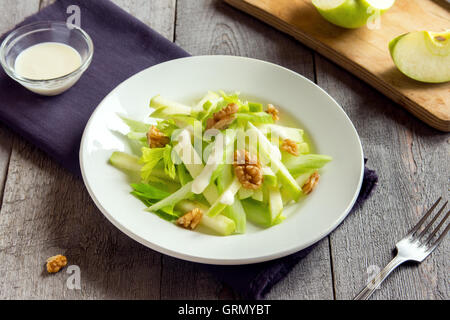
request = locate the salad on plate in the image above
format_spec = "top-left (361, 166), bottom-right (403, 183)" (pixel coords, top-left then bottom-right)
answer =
top-left (109, 91), bottom-right (332, 236)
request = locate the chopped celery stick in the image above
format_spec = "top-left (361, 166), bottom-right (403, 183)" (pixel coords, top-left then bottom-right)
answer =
top-left (248, 123), bottom-right (302, 200)
top-left (219, 177), bottom-right (241, 205)
top-left (174, 130), bottom-right (204, 177)
top-left (248, 102), bottom-right (263, 112)
top-left (298, 142), bottom-right (310, 154)
top-left (194, 91), bottom-right (221, 112)
top-left (207, 177), bottom-right (241, 217)
top-left (283, 154), bottom-right (332, 177)
top-left (110, 152), bottom-right (178, 183)
top-left (201, 214), bottom-right (236, 236)
top-left (238, 188), bottom-right (253, 200)
top-left (192, 131), bottom-right (236, 194)
top-left (119, 115), bottom-right (150, 132)
top-left (109, 151), bottom-right (142, 172)
top-left (247, 123), bottom-right (281, 160)
top-left (175, 200), bottom-right (236, 236)
top-left (127, 131), bottom-right (147, 142)
top-left (170, 115), bottom-right (198, 129)
top-left (262, 167), bottom-right (277, 187)
top-left (236, 112), bottom-right (274, 124)
top-left (147, 182), bottom-right (194, 212)
top-left (241, 199), bottom-right (272, 228)
top-left (174, 130), bottom-right (220, 205)
top-left (175, 199), bottom-right (209, 212)
top-left (150, 95), bottom-right (191, 118)
top-left (223, 197), bottom-right (246, 234)
top-left (258, 124), bottom-right (304, 142)
top-left (251, 189), bottom-right (263, 202)
top-left (269, 187), bottom-right (283, 221)
top-left (177, 164), bottom-right (192, 186)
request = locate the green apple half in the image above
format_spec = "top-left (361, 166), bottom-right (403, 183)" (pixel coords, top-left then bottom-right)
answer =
top-left (312, 0), bottom-right (395, 29)
top-left (389, 30), bottom-right (450, 83)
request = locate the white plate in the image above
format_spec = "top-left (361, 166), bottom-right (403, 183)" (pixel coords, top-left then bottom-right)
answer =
top-left (80, 55), bottom-right (363, 265)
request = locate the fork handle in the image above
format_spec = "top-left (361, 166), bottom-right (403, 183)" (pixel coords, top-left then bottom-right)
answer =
top-left (354, 255), bottom-right (408, 300)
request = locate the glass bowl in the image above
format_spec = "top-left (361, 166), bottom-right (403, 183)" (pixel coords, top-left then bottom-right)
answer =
top-left (0, 21), bottom-right (93, 96)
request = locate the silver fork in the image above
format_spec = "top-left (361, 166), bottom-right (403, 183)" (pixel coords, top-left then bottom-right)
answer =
top-left (354, 197), bottom-right (449, 300)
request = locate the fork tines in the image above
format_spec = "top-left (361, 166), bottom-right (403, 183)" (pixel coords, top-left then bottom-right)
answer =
top-left (408, 197), bottom-right (449, 249)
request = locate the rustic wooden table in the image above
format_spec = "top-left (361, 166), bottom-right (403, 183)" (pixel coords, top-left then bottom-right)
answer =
top-left (0, 0), bottom-right (448, 300)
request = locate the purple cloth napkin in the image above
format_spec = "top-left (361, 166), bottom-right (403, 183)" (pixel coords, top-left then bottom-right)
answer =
top-left (0, 0), bottom-right (378, 300)
top-left (207, 161), bottom-right (378, 299)
top-left (0, 0), bottom-right (188, 176)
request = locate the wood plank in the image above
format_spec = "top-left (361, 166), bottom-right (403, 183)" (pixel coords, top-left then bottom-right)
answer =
top-left (110, 0), bottom-right (176, 40)
top-left (0, 0), bottom-right (177, 299)
top-left (315, 55), bottom-right (449, 300)
top-left (224, 0), bottom-right (450, 132)
top-left (166, 0), bottom-right (333, 300)
top-left (0, 0), bottom-right (40, 229)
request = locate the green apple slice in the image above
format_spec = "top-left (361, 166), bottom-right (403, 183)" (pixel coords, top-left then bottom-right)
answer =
top-left (312, 0), bottom-right (395, 29)
top-left (389, 30), bottom-right (450, 83)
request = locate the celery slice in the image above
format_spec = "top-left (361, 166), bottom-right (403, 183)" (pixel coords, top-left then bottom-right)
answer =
top-left (223, 197), bottom-right (246, 234)
top-left (269, 186), bottom-right (283, 221)
top-left (248, 102), bottom-right (263, 112)
top-left (175, 200), bottom-right (236, 236)
top-left (248, 123), bottom-right (302, 200)
top-left (109, 151), bottom-right (142, 172)
top-left (207, 177), bottom-right (241, 217)
top-left (150, 95), bottom-right (192, 118)
top-left (262, 167), bottom-right (277, 187)
top-left (236, 112), bottom-right (274, 125)
top-left (238, 188), bottom-right (254, 200)
top-left (147, 182), bottom-right (194, 212)
top-left (241, 199), bottom-right (272, 227)
top-left (251, 189), bottom-right (264, 202)
top-left (258, 124), bottom-right (304, 143)
top-left (283, 154), bottom-right (332, 177)
top-left (192, 131), bottom-right (236, 194)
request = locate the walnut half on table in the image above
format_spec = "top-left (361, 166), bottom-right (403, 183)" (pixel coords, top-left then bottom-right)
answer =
top-left (46, 254), bottom-right (67, 273)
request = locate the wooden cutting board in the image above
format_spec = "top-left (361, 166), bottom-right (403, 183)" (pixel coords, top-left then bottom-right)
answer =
top-left (224, 0), bottom-right (450, 131)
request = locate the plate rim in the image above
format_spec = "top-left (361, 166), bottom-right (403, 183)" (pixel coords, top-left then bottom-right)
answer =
top-left (79, 55), bottom-right (364, 265)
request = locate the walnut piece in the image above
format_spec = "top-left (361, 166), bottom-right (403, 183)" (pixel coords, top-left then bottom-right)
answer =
top-left (302, 172), bottom-right (320, 195)
top-left (147, 125), bottom-right (170, 148)
top-left (46, 254), bottom-right (67, 273)
top-left (176, 208), bottom-right (203, 229)
top-left (281, 139), bottom-right (299, 156)
top-left (266, 104), bottom-right (279, 121)
top-left (205, 103), bottom-right (238, 130)
top-left (233, 150), bottom-right (263, 190)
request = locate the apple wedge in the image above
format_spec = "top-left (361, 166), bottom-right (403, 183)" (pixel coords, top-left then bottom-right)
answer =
top-left (389, 30), bottom-right (450, 83)
top-left (312, 0), bottom-right (395, 29)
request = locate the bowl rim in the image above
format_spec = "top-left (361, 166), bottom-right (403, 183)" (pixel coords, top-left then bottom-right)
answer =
top-left (78, 55), bottom-right (365, 265)
top-left (0, 20), bottom-right (94, 84)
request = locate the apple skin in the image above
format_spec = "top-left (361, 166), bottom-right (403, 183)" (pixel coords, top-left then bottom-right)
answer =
top-left (389, 31), bottom-right (450, 83)
top-left (312, 0), bottom-right (394, 29)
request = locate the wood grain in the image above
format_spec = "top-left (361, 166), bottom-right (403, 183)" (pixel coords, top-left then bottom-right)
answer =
top-left (224, 0), bottom-right (450, 132)
top-left (0, 0), bottom-right (447, 300)
top-left (0, 0), bottom-right (177, 299)
top-left (174, 0), bottom-right (333, 300)
top-left (315, 55), bottom-right (449, 299)
top-left (0, 0), bottom-right (41, 228)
